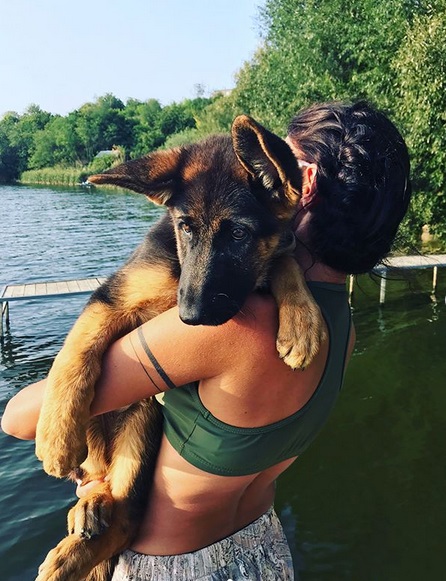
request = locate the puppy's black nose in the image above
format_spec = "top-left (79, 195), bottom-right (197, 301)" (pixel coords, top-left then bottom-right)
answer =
top-left (179, 309), bottom-right (204, 326)
top-left (179, 293), bottom-right (239, 326)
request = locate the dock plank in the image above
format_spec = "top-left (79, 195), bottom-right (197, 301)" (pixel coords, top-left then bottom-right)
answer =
top-left (24, 283), bottom-right (37, 297)
top-left (67, 280), bottom-right (81, 292)
top-left (56, 281), bottom-right (70, 294)
top-left (35, 283), bottom-right (47, 295)
top-left (377, 254), bottom-right (446, 271)
top-left (1, 277), bottom-right (104, 303)
top-left (11, 284), bottom-right (26, 298)
top-left (45, 282), bottom-right (61, 295)
top-left (86, 279), bottom-right (100, 291)
top-left (76, 279), bottom-right (94, 292)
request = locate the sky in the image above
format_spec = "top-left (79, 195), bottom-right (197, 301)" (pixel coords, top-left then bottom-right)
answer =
top-left (0, 0), bottom-right (263, 118)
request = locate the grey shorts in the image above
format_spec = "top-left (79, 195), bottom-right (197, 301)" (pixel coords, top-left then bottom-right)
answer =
top-left (111, 506), bottom-right (294, 580)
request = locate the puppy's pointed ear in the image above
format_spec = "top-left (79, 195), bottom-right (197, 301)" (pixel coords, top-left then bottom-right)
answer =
top-left (88, 148), bottom-right (183, 206)
top-left (231, 115), bottom-right (302, 208)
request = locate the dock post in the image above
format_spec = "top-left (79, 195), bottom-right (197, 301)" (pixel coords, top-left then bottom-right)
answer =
top-left (432, 266), bottom-right (438, 293)
top-left (0, 301), bottom-right (9, 339)
top-left (1, 302), bottom-right (5, 338)
top-left (379, 271), bottom-right (387, 305)
top-left (348, 275), bottom-right (354, 304)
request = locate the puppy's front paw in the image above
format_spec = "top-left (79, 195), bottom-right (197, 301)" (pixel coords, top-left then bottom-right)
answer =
top-left (276, 298), bottom-right (326, 370)
top-left (68, 482), bottom-right (113, 539)
top-left (35, 423), bottom-right (88, 478)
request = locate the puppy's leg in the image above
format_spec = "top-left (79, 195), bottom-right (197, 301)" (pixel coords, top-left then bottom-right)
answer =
top-left (35, 263), bottom-right (177, 478)
top-left (41, 400), bottom-right (163, 581)
top-left (35, 300), bottom-right (129, 477)
top-left (108, 398), bottom-right (163, 507)
top-left (85, 555), bottom-right (119, 581)
top-left (68, 400), bottom-right (162, 538)
top-left (68, 481), bottom-right (113, 540)
top-left (64, 416), bottom-right (113, 540)
top-left (36, 512), bottom-right (130, 581)
top-left (85, 558), bottom-right (119, 581)
top-left (271, 255), bottom-right (327, 369)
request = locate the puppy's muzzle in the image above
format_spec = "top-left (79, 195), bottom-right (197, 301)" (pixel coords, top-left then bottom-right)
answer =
top-left (179, 292), bottom-right (239, 326)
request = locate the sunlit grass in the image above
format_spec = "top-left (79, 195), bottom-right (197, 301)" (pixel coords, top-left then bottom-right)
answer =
top-left (20, 166), bottom-right (88, 186)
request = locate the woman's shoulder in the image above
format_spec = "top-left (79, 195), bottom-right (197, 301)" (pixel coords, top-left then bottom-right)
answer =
top-left (229, 293), bottom-right (279, 348)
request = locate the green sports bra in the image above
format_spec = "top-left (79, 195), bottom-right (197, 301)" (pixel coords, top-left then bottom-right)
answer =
top-left (160, 281), bottom-right (352, 476)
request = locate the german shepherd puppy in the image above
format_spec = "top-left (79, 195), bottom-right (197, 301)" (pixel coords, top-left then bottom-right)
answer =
top-left (35, 115), bottom-right (325, 581)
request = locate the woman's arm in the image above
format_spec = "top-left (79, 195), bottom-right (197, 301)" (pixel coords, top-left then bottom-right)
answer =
top-left (1, 379), bottom-right (47, 440)
top-left (1, 296), bottom-right (277, 441)
top-left (89, 304), bottom-right (234, 416)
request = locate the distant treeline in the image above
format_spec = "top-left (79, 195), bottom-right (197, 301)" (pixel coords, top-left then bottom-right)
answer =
top-left (0, 95), bottom-right (221, 184)
top-left (1, 0), bottom-right (445, 246)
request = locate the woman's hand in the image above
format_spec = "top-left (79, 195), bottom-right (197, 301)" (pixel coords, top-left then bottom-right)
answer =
top-left (75, 478), bottom-right (107, 498)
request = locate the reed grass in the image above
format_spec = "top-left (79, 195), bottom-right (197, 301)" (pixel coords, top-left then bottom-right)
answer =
top-left (19, 152), bottom-right (123, 187)
top-left (20, 166), bottom-right (88, 187)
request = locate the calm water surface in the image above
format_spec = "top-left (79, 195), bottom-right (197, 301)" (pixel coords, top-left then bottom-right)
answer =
top-left (0, 185), bottom-right (445, 580)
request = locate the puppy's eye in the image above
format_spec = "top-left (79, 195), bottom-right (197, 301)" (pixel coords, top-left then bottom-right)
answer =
top-left (231, 227), bottom-right (247, 241)
top-left (180, 222), bottom-right (192, 236)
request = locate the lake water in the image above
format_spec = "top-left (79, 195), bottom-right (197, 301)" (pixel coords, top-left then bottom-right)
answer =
top-left (0, 184), bottom-right (445, 581)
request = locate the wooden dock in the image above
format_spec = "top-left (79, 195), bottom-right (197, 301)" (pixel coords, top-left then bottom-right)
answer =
top-left (0, 277), bottom-right (106, 337)
top-left (354, 253), bottom-right (446, 304)
top-left (374, 254), bottom-right (446, 271)
top-left (1, 254), bottom-right (446, 338)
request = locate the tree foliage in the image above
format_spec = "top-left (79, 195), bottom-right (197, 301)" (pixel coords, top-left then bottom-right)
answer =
top-left (0, 94), bottom-right (216, 181)
top-left (0, 105), bottom-right (52, 180)
top-left (232, 0), bottom-right (423, 132)
top-left (1, 1), bottom-right (446, 244)
top-left (393, 1), bottom-right (446, 242)
top-left (232, 0), bottom-right (446, 243)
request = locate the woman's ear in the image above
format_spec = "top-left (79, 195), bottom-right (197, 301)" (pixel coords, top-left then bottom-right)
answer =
top-left (299, 162), bottom-right (318, 204)
top-left (285, 136), bottom-right (317, 204)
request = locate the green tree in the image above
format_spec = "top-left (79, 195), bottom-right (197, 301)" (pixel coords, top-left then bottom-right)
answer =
top-left (0, 125), bottom-right (19, 182)
top-left (157, 102), bottom-right (196, 138)
top-left (233, 0), bottom-right (424, 132)
top-left (195, 92), bottom-right (240, 135)
top-left (29, 113), bottom-right (82, 168)
top-left (393, 2), bottom-right (446, 242)
top-left (10, 106), bottom-right (52, 171)
top-left (125, 97), bottom-right (215, 155)
top-left (123, 98), bottom-right (165, 157)
top-left (75, 94), bottom-right (135, 162)
top-left (0, 105), bottom-right (52, 180)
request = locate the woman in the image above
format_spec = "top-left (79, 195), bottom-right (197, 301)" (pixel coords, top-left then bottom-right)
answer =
top-left (2, 101), bottom-right (411, 580)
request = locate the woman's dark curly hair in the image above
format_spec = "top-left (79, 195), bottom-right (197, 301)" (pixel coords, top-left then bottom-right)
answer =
top-left (287, 101), bottom-right (412, 274)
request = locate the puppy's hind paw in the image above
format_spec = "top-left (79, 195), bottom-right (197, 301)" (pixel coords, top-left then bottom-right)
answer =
top-left (36, 535), bottom-right (97, 581)
top-left (36, 536), bottom-right (87, 581)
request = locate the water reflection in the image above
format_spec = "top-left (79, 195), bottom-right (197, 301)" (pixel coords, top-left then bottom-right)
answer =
top-left (276, 274), bottom-right (446, 580)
